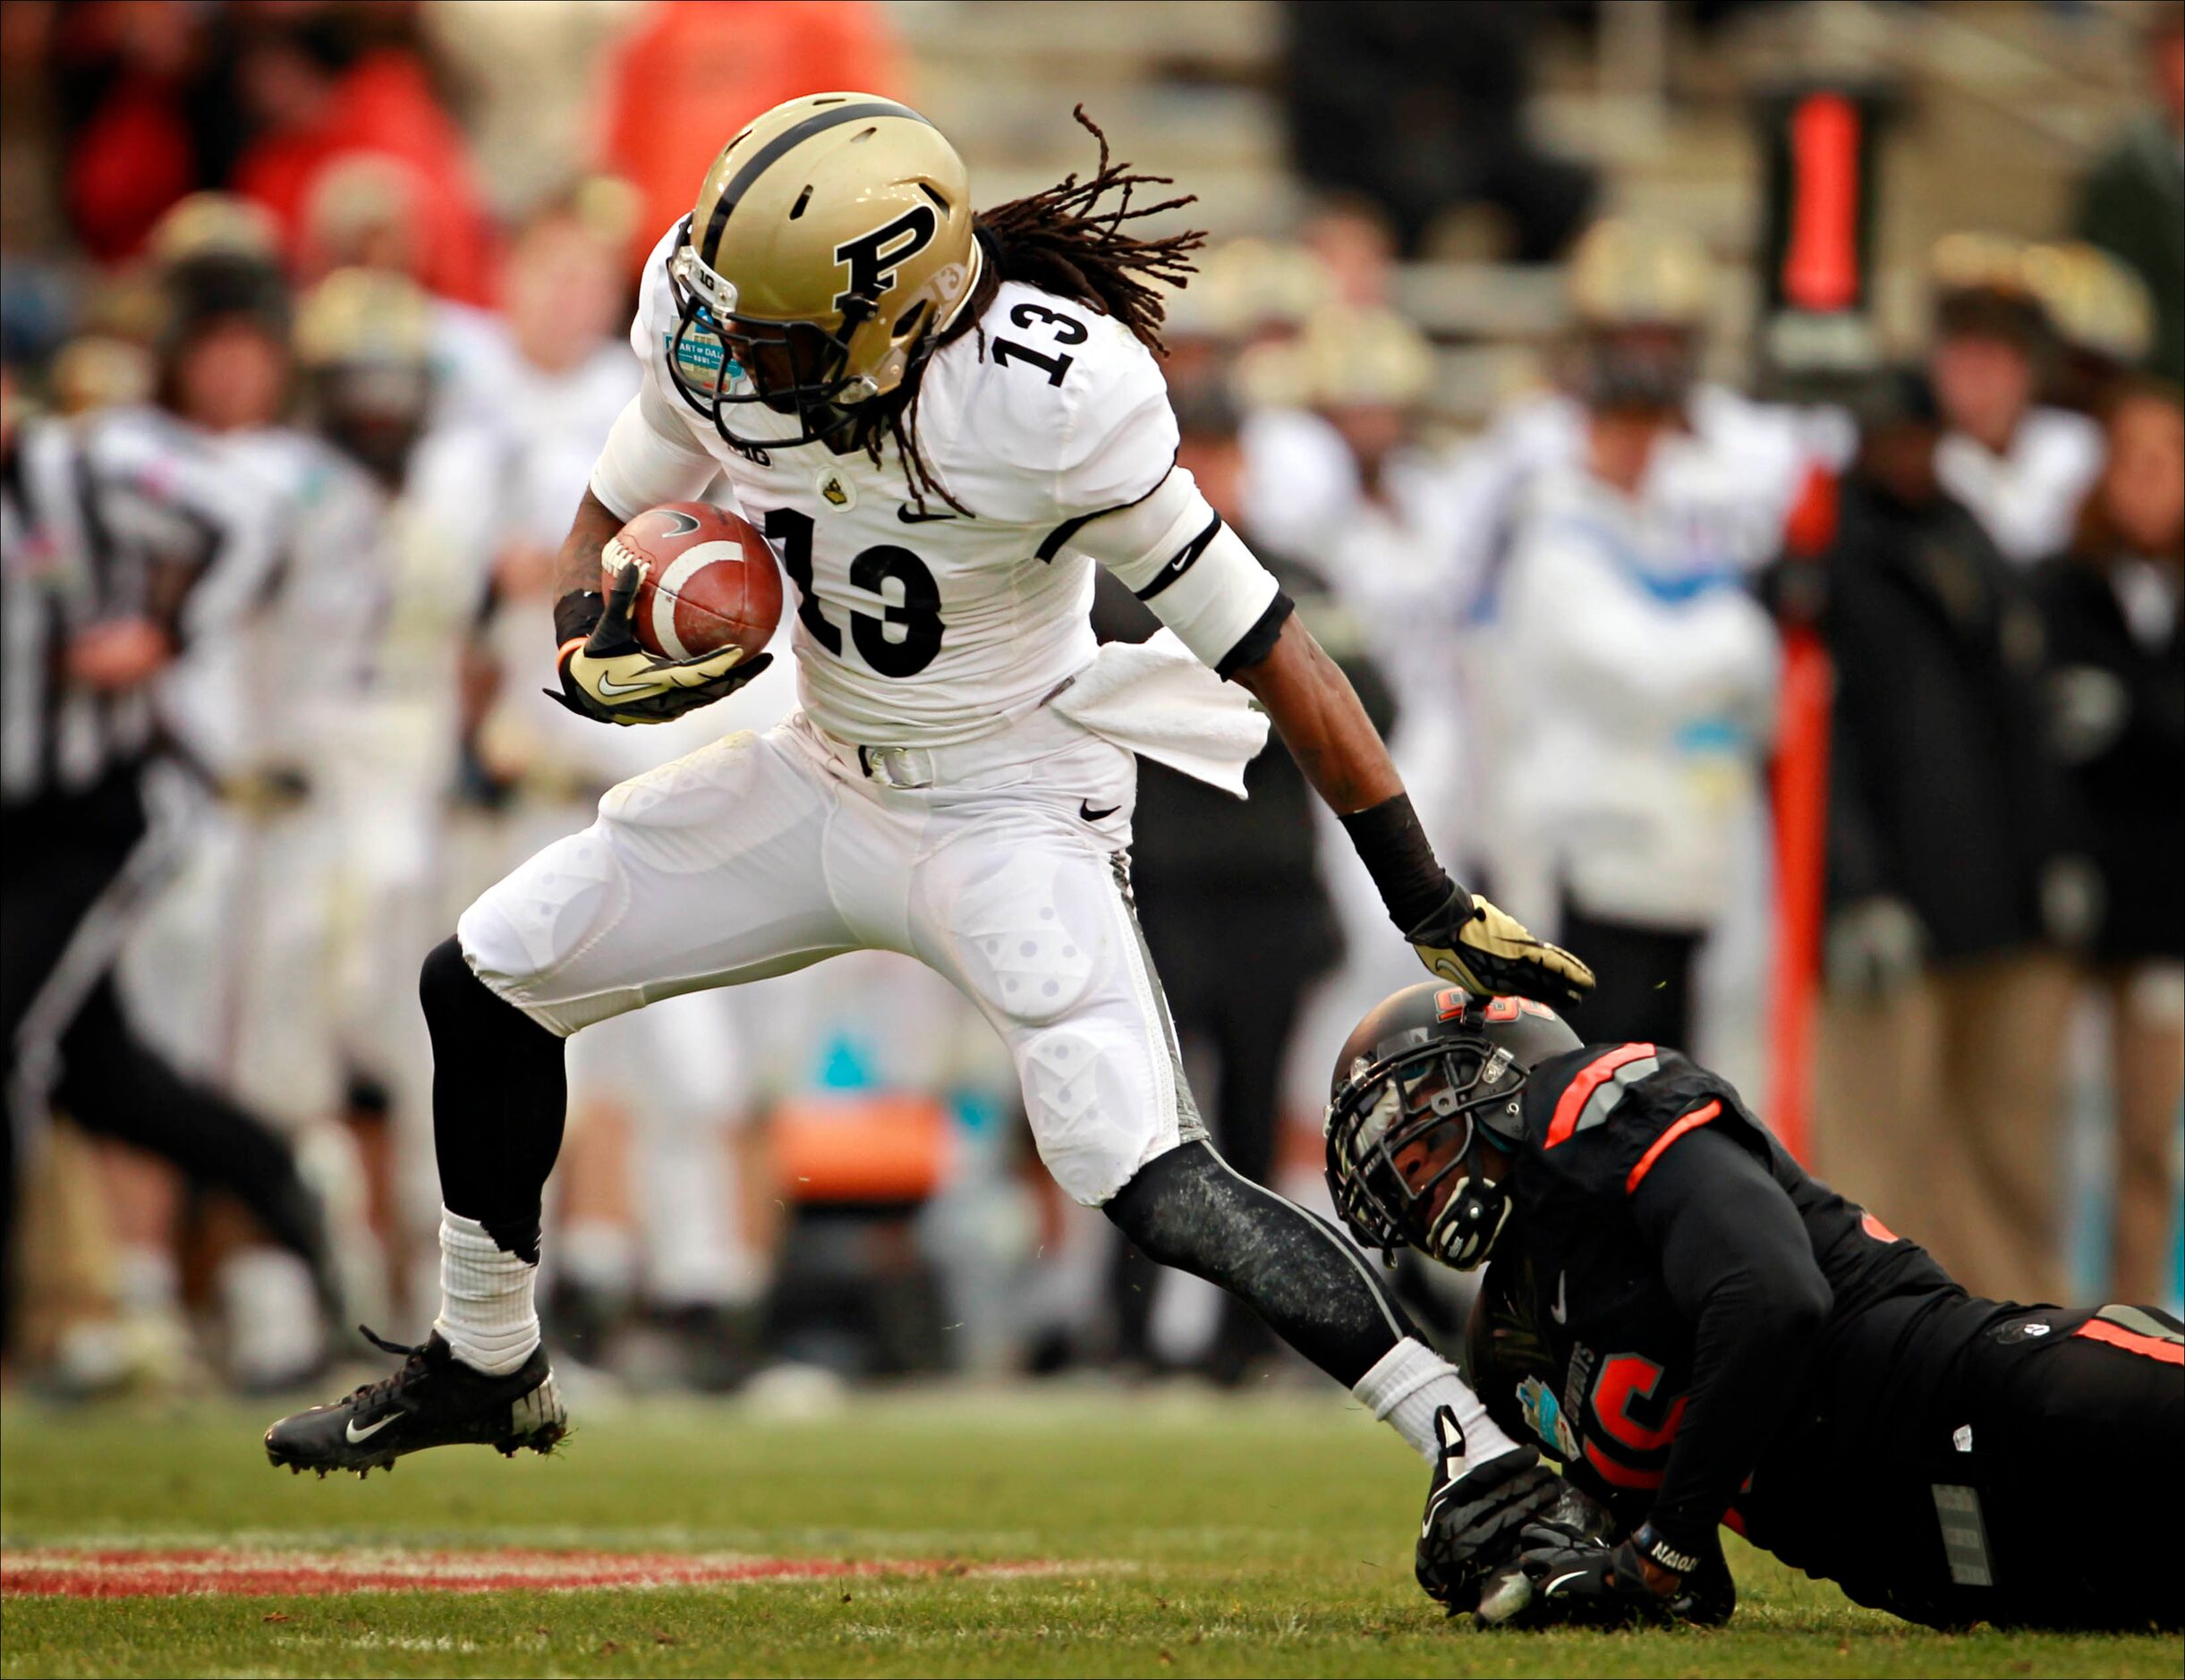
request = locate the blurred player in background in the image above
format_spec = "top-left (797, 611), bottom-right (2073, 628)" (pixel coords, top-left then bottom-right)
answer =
top-left (1492, 221), bottom-right (1781, 1050)
top-left (123, 230), bottom-right (433, 1383)
top-left (1324, 982), bottom-right (2184, 1633)
top-left (1236, 304), bottom-right (1490, 1126)
top-left (1, 242), bottom-right (340, 1379)
top-left (293, 154), bottom-right (515, 431)
top-left (265, 99), bottom-right (1593, 1599)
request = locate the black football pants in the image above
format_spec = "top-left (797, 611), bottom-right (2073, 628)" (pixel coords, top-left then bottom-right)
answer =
top-left (1825, 1303), bottom-right (2184, 1632)
top-left (2, 784), bottom-right (335, 1352)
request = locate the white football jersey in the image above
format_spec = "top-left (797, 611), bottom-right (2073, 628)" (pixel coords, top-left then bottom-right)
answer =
top-left (600, 226), bottom-right (1188, 750)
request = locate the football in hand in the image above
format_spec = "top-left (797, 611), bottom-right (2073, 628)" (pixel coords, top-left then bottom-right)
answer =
top-left (603, 502), bottom-right (783, 663)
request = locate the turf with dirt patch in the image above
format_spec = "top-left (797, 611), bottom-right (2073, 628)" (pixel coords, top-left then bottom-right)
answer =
top-left (1, 1387), bottom-right (2172, 1677)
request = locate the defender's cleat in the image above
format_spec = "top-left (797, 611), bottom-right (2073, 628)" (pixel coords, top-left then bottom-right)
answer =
top-left (263, 1327), bottom-right (565, 1476)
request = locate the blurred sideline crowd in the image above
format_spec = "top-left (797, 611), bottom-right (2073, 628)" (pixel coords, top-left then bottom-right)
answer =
top-left (1, 1), bottom-right (2179, 1403)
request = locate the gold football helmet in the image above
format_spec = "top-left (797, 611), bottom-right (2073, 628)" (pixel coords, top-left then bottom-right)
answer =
top-left (148, 192), bottom-right (282, 267)
top-left (295, 268), bottom-right (436, 481)
top-left (666, 92), bottom-right (983, 449)
top-left (2021, 241), bottom-right (2154, 369)
top-left (1566, 218), bottom-right (1714, 410)
top-left (1568, 218), bottom-right (1713, 331)
top-left (294, 267), bottom-right (434, 372)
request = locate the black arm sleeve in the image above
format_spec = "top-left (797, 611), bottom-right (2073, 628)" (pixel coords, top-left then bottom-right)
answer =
top-left (1628, 1125), bottom-right (1833, 1557)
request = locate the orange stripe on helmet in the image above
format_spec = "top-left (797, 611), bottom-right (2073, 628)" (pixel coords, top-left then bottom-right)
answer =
top-left (1545, 1043), bottom-right (1657, 1147)
top-left (1625, 1100), bottom-right (1723, 1195)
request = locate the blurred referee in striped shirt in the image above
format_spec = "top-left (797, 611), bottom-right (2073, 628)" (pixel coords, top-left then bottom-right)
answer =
top-left (0, 246), bottom-right (336, 1363)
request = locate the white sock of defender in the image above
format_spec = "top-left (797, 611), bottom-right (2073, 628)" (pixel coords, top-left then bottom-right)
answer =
top-left (432, 1209), bottom-right (540, 1376)
top-left (1354, 1336), bottom-right (1519, 1470)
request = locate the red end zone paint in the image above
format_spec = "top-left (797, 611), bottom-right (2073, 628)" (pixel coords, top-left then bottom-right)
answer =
top-left (1, 1548), bottom-right (1066, 1599)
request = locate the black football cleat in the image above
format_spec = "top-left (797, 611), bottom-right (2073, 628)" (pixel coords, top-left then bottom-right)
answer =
top-left (264, 1327), bottom-right (565, 1478)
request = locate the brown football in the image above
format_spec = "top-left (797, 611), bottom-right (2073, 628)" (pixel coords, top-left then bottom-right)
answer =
top-left (602, 501), bottom-right (783, 662)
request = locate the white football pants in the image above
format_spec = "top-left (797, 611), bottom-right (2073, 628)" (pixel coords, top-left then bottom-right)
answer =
top-left (458, 708), bottom-right (1203, 1206)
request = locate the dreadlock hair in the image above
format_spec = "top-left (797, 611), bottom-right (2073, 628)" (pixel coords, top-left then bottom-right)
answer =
top-left (873, 107), bottom-right (1207, 514)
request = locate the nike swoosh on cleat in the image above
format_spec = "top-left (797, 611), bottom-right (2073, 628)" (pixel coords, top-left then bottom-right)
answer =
top-left (345, 1413), bottom-right (397, 1445)
top-left (897, 505), bottom-right (961, 523)
top-left (1079, 802), bottom-right (1120, 822)
top-left (1543, 1571), bottom-right (1588, 1597)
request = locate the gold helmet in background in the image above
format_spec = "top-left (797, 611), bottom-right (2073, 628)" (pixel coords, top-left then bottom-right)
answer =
top-left (1234, 305), bottom-right (1433, 413)
top-left (294, 267), bottom-right (435, 372)
top-left (147, 192), bottom-right (282, 267)
top-left (1565, 218), bottom-right (1713, 409)
top-left (1567, 217), bottom-right (1713, 331)
top-left (1927, 232), bottom-right (2047, 345)
top-left (2021, 241), bottom-right (2154, 370)
top-left (294, 268), bottom-right (436, 482)
top-left (666, 93), bottom-right (982, 449)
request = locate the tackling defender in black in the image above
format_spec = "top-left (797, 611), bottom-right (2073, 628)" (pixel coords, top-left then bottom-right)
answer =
top-left (1327, 983), bottom-right (2183, 1633)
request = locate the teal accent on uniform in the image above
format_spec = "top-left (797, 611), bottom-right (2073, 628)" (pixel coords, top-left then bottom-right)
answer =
top-left (948, 1090), bottom-right (1003, 1136)
top-left (1552, 513), bottom-right (1746, 606)
top-left (1672, 717), bottom-right (1750, 754)
top-left (815, 1032), bottom-right (877, 1091)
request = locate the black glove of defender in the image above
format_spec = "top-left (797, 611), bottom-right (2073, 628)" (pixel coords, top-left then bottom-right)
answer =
top-left (1416, 1408), bottom-right (1563, 1614)
top-left (1501, 1520), bottom-right (1685, 1629)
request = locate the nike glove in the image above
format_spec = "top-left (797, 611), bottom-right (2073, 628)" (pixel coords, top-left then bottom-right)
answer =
top-left (1407, 885), bottom-right (1594, 1011)
top-left (1491, 1521), bottom-right (1705, 1630)
top-left (548, 557), bottom-right (771, 726)
top-left (1416, 1409), bottom-right (1563, 1614)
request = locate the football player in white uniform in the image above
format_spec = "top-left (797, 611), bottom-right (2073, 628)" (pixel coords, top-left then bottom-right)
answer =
top-left (266, 97), bottom-right (1591, 1601)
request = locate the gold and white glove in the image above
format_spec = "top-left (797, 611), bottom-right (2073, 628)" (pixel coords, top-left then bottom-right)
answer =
top-left (1407, 884), bottom-right (1595, 1010)
top-left (548, 557), bottom-right (769, 725)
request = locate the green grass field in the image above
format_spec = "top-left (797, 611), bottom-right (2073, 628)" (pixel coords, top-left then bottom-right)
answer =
top-left (1, 1386), bottom-right (2174, 1678)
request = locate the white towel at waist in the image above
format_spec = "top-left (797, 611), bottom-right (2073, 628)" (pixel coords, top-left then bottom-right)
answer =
top-left (1047, 629), bottom-right (1270, 798)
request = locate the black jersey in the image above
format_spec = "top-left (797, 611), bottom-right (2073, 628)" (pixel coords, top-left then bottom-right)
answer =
top-left (1468, 1041), bottom-right (2012, 1580)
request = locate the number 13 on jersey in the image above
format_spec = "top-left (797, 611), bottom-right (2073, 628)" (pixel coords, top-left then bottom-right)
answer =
top-left (762, 507), bottom-right (946, 679)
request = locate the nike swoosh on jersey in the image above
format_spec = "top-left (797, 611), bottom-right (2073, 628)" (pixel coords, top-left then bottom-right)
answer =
top-left (1551, 1271), bottom-right (1568, 1324)
top-left (897, 505), bottom-right (962, 523)
top-left (1079, 802), bottom-right (1120, 822)
top-left (345, 1413), bottom-right (397, 1444)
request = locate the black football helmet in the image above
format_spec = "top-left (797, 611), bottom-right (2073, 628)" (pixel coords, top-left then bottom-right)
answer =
top-left (1323, 982), bottom-right (1580, 1268)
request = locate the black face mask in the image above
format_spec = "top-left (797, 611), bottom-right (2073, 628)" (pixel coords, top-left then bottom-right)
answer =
top-left (1325, 1035), bottom-right (1526, 1268)
top-left (663, 223), bottom-right (885, 454)
top-left (316, 369), bottom-right (429, 488)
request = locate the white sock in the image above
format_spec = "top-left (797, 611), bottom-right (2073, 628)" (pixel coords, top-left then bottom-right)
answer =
top-left (1353, 1336), bottom-right (1519, 1470)
top-left (558, 1218), bottom-right (636, 1300)
top-left (432, 1209), bottom-right (540, 1376)
top-left (218, 1247), bottom-right (322, 1387)
top-left (115, 1244), bottom-right (180, 1314)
